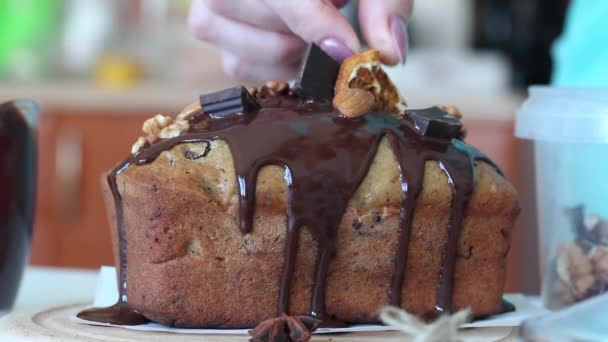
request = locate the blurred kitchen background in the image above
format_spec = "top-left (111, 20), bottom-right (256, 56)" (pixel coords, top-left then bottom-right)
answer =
top-left (0, 0), bottom-right (568, 295)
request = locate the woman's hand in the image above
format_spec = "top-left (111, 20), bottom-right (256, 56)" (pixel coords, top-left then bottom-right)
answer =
top-left (189, 0), bottom-right (413, 80)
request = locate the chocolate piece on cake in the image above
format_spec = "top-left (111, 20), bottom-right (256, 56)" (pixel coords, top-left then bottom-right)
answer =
top-left (199, 86), bottom-right (260, 121)
top-left (405, 106), bottom-right (464, 140)
top-left (293, 43), bottom-right (340, 102)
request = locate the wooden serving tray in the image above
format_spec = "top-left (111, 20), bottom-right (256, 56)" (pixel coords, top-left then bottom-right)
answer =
top-left (0, 304), bottom-right (518, 341)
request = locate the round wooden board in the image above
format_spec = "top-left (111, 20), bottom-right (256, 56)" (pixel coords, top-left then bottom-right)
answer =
top-left (0, 304), bottom-right (518, 341)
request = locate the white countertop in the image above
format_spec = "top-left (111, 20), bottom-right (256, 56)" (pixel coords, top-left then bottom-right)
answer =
top-left (11, 266), bottom-right (98, 314)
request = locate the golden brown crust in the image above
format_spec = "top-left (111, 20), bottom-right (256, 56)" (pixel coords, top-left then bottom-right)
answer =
top-left (105, 137), bottom-right (519, 328)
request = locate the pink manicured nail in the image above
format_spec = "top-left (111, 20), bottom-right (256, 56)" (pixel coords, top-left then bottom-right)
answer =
top-left (319, 37), bottom-right (355, 62)
top-left (390, 15), bottom-right (408, 64)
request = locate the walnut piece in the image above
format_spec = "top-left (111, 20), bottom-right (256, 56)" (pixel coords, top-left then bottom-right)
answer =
top-left (250, 80), bottom-right (291, 99)
top-left (159, 120), bottom-right (189, 139)
top-left (131, 137), bottom-right (147, 155)
top-left (131, 101), bottom-right (198, 155)
top-left (142, 114), bottom-right (172, 139)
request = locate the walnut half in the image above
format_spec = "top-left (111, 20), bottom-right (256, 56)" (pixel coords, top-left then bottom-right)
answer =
top-left (131, 102), bottom-right (199, 154)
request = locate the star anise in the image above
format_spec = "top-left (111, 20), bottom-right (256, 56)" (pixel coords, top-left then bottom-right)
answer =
top-left (249, 314), bottom-right (321, 342)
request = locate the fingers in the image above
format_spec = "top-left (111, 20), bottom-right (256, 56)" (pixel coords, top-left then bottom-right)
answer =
top-left (221, 51), bottom-right (300, 81)
top-left (189, 0), bottom-right (305, 64)
top-left (262, 0), bottom-right (360, 61)
top-left (359, 0), bottom-right (413, 65)
top-left (202, 0), bottom-right (290, 32)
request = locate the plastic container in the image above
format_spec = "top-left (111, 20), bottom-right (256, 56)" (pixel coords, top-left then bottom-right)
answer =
top-left (516, 87), bottom-right (608, 310)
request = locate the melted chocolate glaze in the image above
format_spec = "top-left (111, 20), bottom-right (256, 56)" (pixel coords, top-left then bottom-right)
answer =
top-left (78, 96), bottom-right (501, 326)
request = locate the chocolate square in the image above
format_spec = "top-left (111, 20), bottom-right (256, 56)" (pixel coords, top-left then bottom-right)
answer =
top-left (293, 43), bottom-right (340, 102)
top-left (405, 106), bottom-right (463, 140)
top-left (199, 86), bottom-right (260, 120)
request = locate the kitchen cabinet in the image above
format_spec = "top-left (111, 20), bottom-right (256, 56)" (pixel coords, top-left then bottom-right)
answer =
top-left (31, 108), bottom-right (172, 268)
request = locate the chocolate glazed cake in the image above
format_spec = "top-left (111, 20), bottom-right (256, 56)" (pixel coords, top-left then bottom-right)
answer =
top-left (79, 45), bottom-right (520, 338)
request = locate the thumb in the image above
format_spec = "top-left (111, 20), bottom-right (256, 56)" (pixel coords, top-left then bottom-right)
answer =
top-left (359, 0), bottom-right (413, 65)
top-left (263, 0), bottom-right (360, 61)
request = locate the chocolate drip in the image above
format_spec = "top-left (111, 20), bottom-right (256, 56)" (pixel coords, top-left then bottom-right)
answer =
top-left (77, 162), bottom-right (149, 325)
top-left (433, 148), bottom-right (475, 314)
top-left (386, 133), bottom-right (424, 306)
top-left (385, 127), bottom-right (477, 314)
top-left (78, 96), bottom-right (499, 326)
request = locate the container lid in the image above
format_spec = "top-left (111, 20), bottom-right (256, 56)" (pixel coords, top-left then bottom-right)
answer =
top-left (515, 86), bottom-right (608, 143)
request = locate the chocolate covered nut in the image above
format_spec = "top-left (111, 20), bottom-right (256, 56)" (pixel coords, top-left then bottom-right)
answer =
top-left (405, 106), bottom-right (464, 140)
top-left (199, 86), bottom-right (260, 121)
top-left (293, 43), bottom-right (340, 101)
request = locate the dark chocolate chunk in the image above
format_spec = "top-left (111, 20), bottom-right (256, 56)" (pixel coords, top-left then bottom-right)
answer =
top-left (199, 86), bottom-right (260, 120)
top-left (293, 43), bottom-right (340, 101)
top-left (405, 106), bottom-right (464, 140)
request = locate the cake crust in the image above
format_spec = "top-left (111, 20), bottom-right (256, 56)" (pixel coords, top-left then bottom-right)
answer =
top-left (103, 137), bottom-right (519, 328)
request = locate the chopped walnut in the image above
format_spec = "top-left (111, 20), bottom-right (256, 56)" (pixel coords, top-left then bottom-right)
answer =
top-left (131, 137), bottom-right (147, 155)
top-left (249, 80), bottom-right (291, 99)
top-left (131, 101), bottom-right (198, 154)
top-left (142, 114), bottom-right (172, 139)
top-left (262, 80), bottom-right (289, 96)
top-left (159, 120), bottom-right (189, 139)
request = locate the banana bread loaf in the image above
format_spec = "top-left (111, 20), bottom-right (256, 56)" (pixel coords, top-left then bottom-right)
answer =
top-left (104, 136), bottom-right (518, 328)
top-left (78, 45), bottom-right (520, 332)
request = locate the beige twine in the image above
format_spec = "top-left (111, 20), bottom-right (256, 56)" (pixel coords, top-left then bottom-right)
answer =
top-left (379, 306), bottom-right (471, 342)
